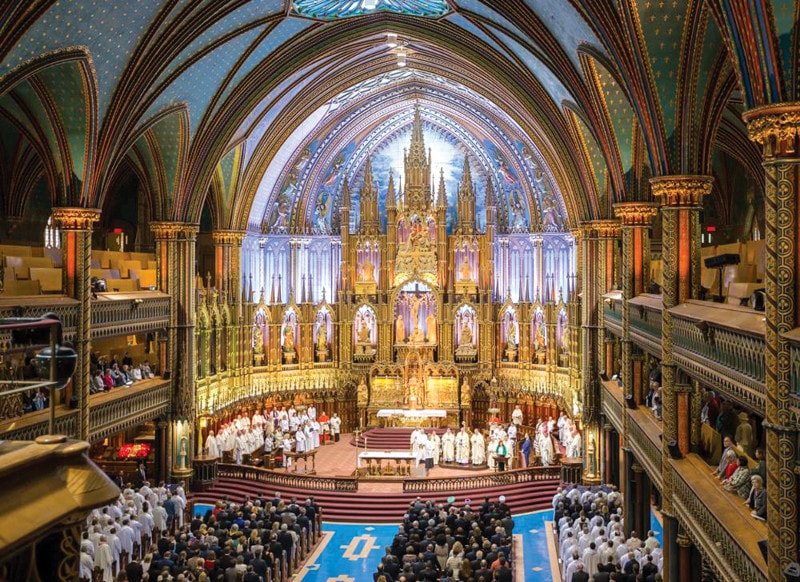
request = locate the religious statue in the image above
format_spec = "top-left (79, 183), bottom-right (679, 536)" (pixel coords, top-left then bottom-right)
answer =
top-left (506, 322), bottom-right (517, 349)
top-left (395, 314), bottom-right (406, 343)
top-left (360, 256), bottom-right (376, 282)
top-left (460, 321), bottom-right (473, 346)
top-left (407, 374), bottom-right (424, 409)
top-left (357, 318), bottom-right (372, 343)
top-left (410, 294), bottom-right (423, 330)
top-left (426, 312), bottom-right (437, 344)
top-left (283, 324), bottom-right (296, 352)
top-left (357, 376), bottom-right (368, 406)
top-left (459, 256), bottom-right (473, 281)
top-left (316, 324), bottom-right (327, 351)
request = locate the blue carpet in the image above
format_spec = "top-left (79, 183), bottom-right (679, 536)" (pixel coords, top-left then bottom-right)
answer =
top-left (299, 510), bottom-right (555, 582)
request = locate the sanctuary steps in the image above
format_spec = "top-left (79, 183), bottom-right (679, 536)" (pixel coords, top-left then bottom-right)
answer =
top-left (191, 475), bottom-right (559, 523)
top-left (351, 427), bottom-right (450, 449)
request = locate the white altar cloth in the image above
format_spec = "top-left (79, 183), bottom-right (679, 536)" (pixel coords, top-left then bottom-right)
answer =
top-left (358, 450), bottom-right (417, 467)
top-left (376, 409), bottom-right (447, 418)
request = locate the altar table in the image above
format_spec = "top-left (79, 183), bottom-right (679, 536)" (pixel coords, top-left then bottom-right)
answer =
top-left (376, 409), bottom-right (447, 427)
top-left (357, 451), bottom-right (419, 477)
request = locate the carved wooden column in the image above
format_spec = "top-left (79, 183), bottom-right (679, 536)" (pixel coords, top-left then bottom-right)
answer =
top-left (744, 104), bottom-right (800, 577)
top-left (151, 222), bottom-right (199, 481)
top-left (651, 175), bottom-right (712, 582)
top-left (676, 534), bottom-right (693, 582)
top-left (52, 207), bottom-right (100, 441)
top-left (211, 230), bottom-right (245, 298)
top-left (580, 220), bottom-right (619, 483)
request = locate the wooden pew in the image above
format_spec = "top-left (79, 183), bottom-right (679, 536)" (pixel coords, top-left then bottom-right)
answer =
top-left (29, 266), bottom-right (62, 293)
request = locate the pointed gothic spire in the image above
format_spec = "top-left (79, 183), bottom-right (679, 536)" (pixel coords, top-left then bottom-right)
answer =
top-left (341, 174), bottom-right (351, 207)
top-left (437, 168), bottom-right (447, 208)
top-left (387, 169), bottom-right (396, 209)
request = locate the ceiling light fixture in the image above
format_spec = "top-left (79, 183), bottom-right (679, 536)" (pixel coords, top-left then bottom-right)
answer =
top-left (396, 48), bottom-right (407, 67)
top-left (387, 32), bottom-right (398, 48)
top-left (362, 0), bottom-right (378, 9)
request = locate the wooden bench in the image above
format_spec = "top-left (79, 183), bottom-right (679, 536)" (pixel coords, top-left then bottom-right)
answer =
top-left (106, 278), bottom-right (140, 292)
top-left (129, 269), bottom-right (157, 289)
top-left (2, 279), bottom-right (42, 295)
top-left (29, 266), bottom-right (62, 293)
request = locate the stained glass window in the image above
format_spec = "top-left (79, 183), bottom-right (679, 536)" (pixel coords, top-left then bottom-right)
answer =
top-left (292, 0), bottom-right (450, 20)
top-left (44, 215), bottom-right (60, 249)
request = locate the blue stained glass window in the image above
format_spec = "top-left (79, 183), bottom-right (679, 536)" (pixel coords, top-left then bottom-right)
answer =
top-left (292, 0), bottom-right (450, 20)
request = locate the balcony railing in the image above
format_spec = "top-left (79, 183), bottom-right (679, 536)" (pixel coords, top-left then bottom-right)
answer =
top-left (603, 292), bottom-right (623, 338)
top-left (601, 379), bottom-right (624, 435)
top-left (628, 295), bottom-right (663, 356)
top-left (0, 377), bottom-right (170, 442)
top-left (89, 378), bottom-right (171, 442)
top-left (626, 405), bottom-right (663, 490)
top-left (670, 301), bottom-right (766, 414)
top-left (0, 293), bottom-right (169, 345)
top-left (91, 292), bottom-right (171, 340)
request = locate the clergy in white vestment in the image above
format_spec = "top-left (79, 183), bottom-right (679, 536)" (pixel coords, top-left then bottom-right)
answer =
top-left (470, 429), bottom-right (486, 465)
top-left (205, 430), bottom-right (220, 458)
top-left (567, 429), bottom-right (582, 458)
top-left (310, 420), bottom-right (321, 448)
top-left (295, 428), bottom-right (307, 453)
top-left (307, 404), bottom-right (317, 420)
top-left (455, 427), bottom-right (471, 465)
top-left (430, 431), bottom-right (441, 465)
top-left (96, 537), bottom-right (115, 582)
top-left (441, 428), bottom-right (455, 463)
top-left (80, 550), bottom-right (94, 580)
top-left (511, 405), bottom-right (523, 425)
top-left (540, 433), bottom-right (555, 466)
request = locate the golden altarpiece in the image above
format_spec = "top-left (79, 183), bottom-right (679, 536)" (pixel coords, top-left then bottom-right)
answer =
top-left (193, 108), bottom-right (578, 454)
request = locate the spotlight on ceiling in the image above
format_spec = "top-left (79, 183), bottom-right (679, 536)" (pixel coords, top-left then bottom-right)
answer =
top-left (387, 32), bottom-right (398, 48)
top-left (362, 0), bottom-right (378, 9)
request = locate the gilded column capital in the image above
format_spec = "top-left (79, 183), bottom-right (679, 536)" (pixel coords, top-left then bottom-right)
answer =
top-left (151, 221), bottom-right (199, 240)
top-left (51, 207), bottom-right (101, 230)
top-left (211, 230), bottom-right (247, 246)
top-left (743, 102), bottom-right (800, 157)
top-left (613, 202), bottom-right (659, 226)
top-left (581, 219), bottom-right (621, 239)
top-left (649, 175), bottom-right (713, 207)
top-left (676, 534), bottom-right (692, 548)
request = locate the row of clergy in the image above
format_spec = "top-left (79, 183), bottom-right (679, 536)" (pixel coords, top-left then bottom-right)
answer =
top-left (203, 407), bottom-right (342, 462)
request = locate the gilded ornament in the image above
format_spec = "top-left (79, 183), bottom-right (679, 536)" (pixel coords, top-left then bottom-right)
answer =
top-left (612, 202), bottom-right (659, 226)
top-left (151, 221), bottom-right (200, 240)
top-left (51, 207), bottom-right (101, 230)
top-left (649, 176), bottom-right (713, 207)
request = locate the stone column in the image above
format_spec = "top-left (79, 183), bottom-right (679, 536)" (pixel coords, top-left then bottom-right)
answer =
top-left (580, 220), bottom-right (619, 482)
top-left (151, 222), bottom-right (199, 481)
top-left (631, 462), bottom-right (646, 538)
top-left (651, 175), bottom-right (712, 582)
top-left (744, 104), bottom-right (800, 577)
top-left (52, 207), bottom-right (101, 441)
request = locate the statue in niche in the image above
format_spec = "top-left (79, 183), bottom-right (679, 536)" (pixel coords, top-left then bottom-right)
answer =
top-left (360, 256), bottom-right (376, 282)
top-left (316, 324), bottom-right (327, 351)
top-left (358, 376), bottom-right (369, 407)
top-left (459, 256), bottom-right (473, 281)
top-left (460, 321), bottom-right (474, 346)
top-left (506, 321), bottom-right (518, 350)
top-left (410, 294), bottom-right (423, 331)
top-left (426, 312), bottom-right (437, 344)
top-left (395, 314), bottom-right (406, 343)
top-left (407, 373), bottom-right (424, 410)
top-left (283, 324), bottom-right (296, 353)
top-left (357, 318), bottom-right (372, 344)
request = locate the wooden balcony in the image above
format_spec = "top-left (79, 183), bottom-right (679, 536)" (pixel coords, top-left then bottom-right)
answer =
top-left (670, 301), bottom-right (766, 415)
top-left (0, 292), bottom-right (169, 344)
top-left (669, 454), bottom-right (767, 581)
top-left (626, 403), bottom-right (663, 490)
top-left (601, 379), bottom-right (624, 435)
top-left (628, 294), bottom-right (663, 356)
top-left (603, 292), bottom-right (623, 338)
top-left (0, 377), bottom-right (170, 442)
